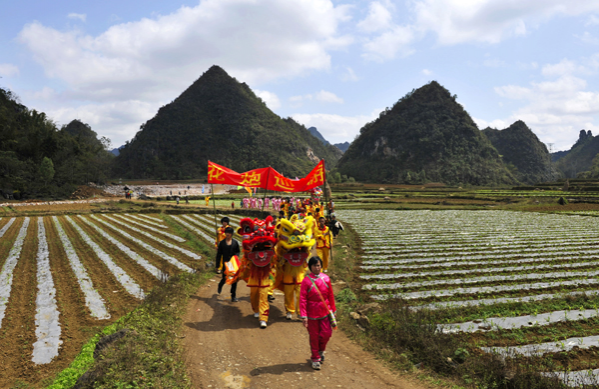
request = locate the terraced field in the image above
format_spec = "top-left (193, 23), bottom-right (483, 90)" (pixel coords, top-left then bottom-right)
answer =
top-left (0, 212), bottom-right (245, 387)
top-left (338, 209), bottom-right (599, 386)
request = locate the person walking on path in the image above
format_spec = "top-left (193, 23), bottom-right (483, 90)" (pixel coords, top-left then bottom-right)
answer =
top-left (299, 256), bottom-right (336, 371)
top-left (329, 215), bottom-right (343, 238)
top-left (216, 227), bottom-right (240, 302)
top-left (315, 217), bottom-right (332, 272)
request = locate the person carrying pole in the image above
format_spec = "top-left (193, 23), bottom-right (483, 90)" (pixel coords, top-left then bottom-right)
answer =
top-left (315, 217), bottom-right (332, 272)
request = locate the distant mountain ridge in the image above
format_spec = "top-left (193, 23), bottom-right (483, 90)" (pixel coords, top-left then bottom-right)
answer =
top-left (308, 127), bottom-right (329, 145)
top-left (114, 66), bottom-right (340, 179)
top-left (336, 81), bottom-right (515, 185)
top-left (555, 130), bottom-right (598, 177)
top-left (334, 142), bottom-right (350, 153)
top-left (482, 121), bottom-right (552, 184)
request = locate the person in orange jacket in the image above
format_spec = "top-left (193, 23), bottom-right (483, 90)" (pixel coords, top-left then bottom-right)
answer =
top-left (315, 217), bottom-right (332, 271)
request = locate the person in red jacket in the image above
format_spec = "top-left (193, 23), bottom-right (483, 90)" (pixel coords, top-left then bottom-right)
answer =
top-left (299, 256), bottom-right (336, 370)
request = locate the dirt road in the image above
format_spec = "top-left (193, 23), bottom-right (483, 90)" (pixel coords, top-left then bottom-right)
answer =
top-left (182, 277), bottom-right (425, 389)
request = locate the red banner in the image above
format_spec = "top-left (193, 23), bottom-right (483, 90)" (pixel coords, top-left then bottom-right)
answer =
top-left (207, 161), bottom-right (270, 187)
top-left (207, 160), bottom-right (325, 193)
top-left (266, 160), bottom-right (325, 192)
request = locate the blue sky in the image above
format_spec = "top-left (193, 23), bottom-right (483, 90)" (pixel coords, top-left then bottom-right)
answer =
top-left (3, 1), bottom-right (599, 151)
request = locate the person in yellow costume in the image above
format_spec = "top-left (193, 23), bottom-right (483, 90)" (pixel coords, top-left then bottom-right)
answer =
top-left (315, 217), bottom-right (332, 271)
top-left (205, 196), bottom-right (210, 206)
top-left (237, 217), bottom-right (277, 329)
top-left (214, 217), bottom-right (230, 273)
top-left (274, 214), bottom-right (316, 320)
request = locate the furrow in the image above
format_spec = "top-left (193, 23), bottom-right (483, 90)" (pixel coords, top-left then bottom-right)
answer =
top-left (52, 216), bottom-right (110, 320)
top-left (0, 218), bottom-right (30, 328)
top-left (65, 216), bottom-right (145, 299)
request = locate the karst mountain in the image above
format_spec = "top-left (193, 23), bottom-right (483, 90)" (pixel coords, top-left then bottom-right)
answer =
top-left (114, 66), bottom-right (340, 179)
top-left (336, 81), bottom-right (515, 185)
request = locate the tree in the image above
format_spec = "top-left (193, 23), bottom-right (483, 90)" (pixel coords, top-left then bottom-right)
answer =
top-left (39, 157), bottom-right (55, 187)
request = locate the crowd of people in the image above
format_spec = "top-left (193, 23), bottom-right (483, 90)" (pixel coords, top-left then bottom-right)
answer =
top-left (214, 197), bottom-right (342, 370)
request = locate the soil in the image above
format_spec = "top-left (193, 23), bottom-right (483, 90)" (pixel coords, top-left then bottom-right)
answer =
top-left (183, 278), bottom-right (426, 389)
top-left (70, 185), bottom-right (112, 200)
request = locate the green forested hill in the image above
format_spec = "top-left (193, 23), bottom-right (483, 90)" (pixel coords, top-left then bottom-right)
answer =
top-left (555, 130), bottom-right (599, 178)
top-left (0, 87), bottom-right (113, 198)
top-left (482, 121), bottom-right (551, 184)
top-left (114, 66), bottom-right (340, 179)
top-left (336, 81), bottom-right (515, 185)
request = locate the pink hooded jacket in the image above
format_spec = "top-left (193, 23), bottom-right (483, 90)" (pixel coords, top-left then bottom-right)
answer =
top-left (299, 273), bottom-right (336, 320)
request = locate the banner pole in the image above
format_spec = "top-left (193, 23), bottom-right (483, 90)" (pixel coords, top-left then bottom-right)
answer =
top-left (262, 167), bottom-right (271, 212)
top-left (211, 183), bottom-right (217, 240)
top-left (322, 160), bottom-right (334, 263)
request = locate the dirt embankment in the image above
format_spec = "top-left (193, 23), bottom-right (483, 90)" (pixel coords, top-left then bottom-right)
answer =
top-left (182, 278), bottom-right (425, 389)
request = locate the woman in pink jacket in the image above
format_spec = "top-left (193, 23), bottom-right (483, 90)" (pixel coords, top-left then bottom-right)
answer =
top-left (299, 256), bottom-right (336, 370)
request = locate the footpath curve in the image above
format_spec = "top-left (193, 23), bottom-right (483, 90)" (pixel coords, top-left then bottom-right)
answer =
top-left (182, 276), bottom-right (425, 389)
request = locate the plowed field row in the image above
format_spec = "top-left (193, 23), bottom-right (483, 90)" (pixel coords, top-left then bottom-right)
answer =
top-left (0, 214), bottom-right (205, 388)
top-left (337, 210), bottom-right (599, 386)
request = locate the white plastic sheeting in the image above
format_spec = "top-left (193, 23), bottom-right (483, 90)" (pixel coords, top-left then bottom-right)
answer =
top-left (0, 218), bottom-right (30, 328)
top-left (125, 214), bottom-right (167, 228)
top-left (77, 216), bottom-right (165, 280)
top-left (440, 308), bottom-right (599, 333)
top-left (0, 217), bottom-right (16, 237)
top-left (32, 217), bottom-right (62, 365)
top-left (103, 215), bottom-right (200, 260)
top-left (90, 216), bottom-right (193, 273)
top-left (66, 216), bottom-right (145, 299)
top-left (170, 215), bottom-right (213, 242)
top-left (113, 214), bottom-right (184, 241)
top-left (52, 216), bottom-right (110, 319)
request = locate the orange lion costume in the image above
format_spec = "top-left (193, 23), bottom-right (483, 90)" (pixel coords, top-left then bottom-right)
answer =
top-left (238, 216), bottom-right (277, 327)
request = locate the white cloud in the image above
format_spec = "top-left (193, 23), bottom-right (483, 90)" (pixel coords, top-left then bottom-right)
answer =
top-left (340, 66), bottom-right (358, 82)
top-left (422, 69), bottom-right (433, 75)
top-left (292, 109), bottom-right (380, 144)
top-left (47, 101), bottom-right (157, 146)
top-left (315, 90), bottom-right (344, 103)
top-left (358, 1), bottom-right (394, 33)
top-left (473, 117), bottom-right (509, 130)
top-left (0, 63), bottom-right (19, 77)
top-left (576, 31), bottom-right (599, 45)
top-left (289, 90), bottom-right (343, 107)
top-left (412, 0), bottom-right (599, 46)
top-left (254, 89), bottom-right (281, 110)
top-left (67, 13), bottom-right (86, 22)
top-left (362, 25), bottom-right (414, 61)
top-left (491, 58), bottom-right (599, 149)
top-left (586, 15), bottom-right (599, 26)
top-left (18, 0), bottom-right (351, 144)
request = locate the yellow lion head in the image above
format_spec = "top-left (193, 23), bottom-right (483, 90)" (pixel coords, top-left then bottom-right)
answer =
top-left (275, 215), bottom-right (316, 266)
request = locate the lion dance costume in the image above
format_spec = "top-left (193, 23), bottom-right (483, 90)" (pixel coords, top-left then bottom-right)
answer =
top-left (238, 216), bottom-right (277, 327)
top-left (274, 214), bottom-right (316, 318)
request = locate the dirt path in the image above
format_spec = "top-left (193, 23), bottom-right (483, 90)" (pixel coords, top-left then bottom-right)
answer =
top-left (183, 277), bottom-right (426, 389)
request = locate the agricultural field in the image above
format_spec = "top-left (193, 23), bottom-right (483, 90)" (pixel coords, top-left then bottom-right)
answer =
top-left (337, 209), bottom-right (599, 386)
top-left (0, 211), bottom-right (244, 387)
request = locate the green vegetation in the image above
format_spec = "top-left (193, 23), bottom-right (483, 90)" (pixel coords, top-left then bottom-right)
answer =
top-left (46, 323), bottom-right (119, 389)
top-left (336, 81), bottom-right (516, 186)
top-left (0, 87), bottom-right (113, 199)
top-left (556, 129), bottom-right (599, 178)
top-left (56, 271), bottom-right (209, 389)
top-left (114, 65), bottom-right (340, 180)
top-left (482, 120), bottom-right (554, 184)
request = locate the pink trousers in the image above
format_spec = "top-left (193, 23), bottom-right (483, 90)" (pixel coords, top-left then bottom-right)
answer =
top-left (307, 317), bottom-right (332, 362)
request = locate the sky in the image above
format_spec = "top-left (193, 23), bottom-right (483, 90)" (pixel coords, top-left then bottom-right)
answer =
top-left (3, 1), bottom-right (599, 151)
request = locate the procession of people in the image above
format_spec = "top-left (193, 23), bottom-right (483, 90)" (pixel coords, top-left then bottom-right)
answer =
top-left (213, 195), bottom-right (339, 370)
